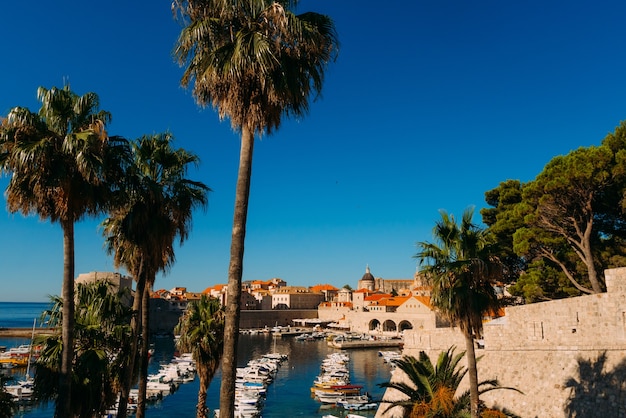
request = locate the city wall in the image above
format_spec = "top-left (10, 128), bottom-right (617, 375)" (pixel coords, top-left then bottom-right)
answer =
top-left (149, 304), bottom-right (318, 333)
top-left (378, 267), bottom-right (626, 418)
top-left (239, 309), bottom-right (319, 329)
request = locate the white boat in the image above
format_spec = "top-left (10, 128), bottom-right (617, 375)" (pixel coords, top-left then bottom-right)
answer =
top-left (146, 374), bottom-right (175, 394)
top-left (4, 319), bottom-right (37, 401)
top-left (234, 403), bottom-right (261, 417)
top-left (4, 378), bottom-right (34, 401)
top-left (317, 394), bottom-right (344, 404)
top-left (262, 352), bottom-right (287, 362)
top-left (338, 399), bottom-right (378, 410)
top-left (336, 394), bottom-right (371, 405)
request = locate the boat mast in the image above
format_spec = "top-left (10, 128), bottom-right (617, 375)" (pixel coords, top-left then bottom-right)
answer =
top-left (26, 318), bottom-right (35, 377)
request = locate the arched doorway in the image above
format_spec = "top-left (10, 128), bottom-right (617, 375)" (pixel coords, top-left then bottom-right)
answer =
top-left (383, 319), bottom-right (397, 332)
top-left (399, 320), bottom-right (413, 332)
top-left (369, 319), bottom-right (380, 331)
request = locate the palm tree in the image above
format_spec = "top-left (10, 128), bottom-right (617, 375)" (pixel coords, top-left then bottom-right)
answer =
top-left (414, 208), bottom-right (502, 418)
top-left (34, 281), bottom-right (134, 418)
top-left (102, 132), bottom-right (209, 418)
top-left (0, 85), bottom-right (125, 417)
top-left (172, 2), bottom-right (338, 415)
top-left (174, 295), bottom-right (225, 418)
top-left (379, 348), bottom-right (514, 418)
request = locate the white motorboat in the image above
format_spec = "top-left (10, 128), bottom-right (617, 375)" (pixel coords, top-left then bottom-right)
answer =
top-left (4, 377), bottom-right (34, 401)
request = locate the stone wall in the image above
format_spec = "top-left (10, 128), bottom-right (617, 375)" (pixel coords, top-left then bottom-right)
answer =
top-left (239, 309), bottom-right (318, 329)
top-left (378, 267), bottom-right (626, 418)
top-left (149, 304), bottom-right (319, 332)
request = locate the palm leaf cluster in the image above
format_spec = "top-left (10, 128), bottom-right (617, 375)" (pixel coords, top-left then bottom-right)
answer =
top-left (34, 281), bottom-right (133, 418)
top-left (0, 86), bottom-right (122, 222)
top-left (380, 348), bottom-right (517, 418)
top-left (381, 348), bottom-right (470, 417)
top-left (416, 209), bottom-right (501, 335)
top-left (173, 0), bottom-right (338, 135)
top-left (103, 133), bottom-right (209, 283)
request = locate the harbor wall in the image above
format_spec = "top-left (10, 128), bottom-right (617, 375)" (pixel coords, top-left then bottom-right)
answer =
top-left (378, 267), bottom-right (626, 418)
top-left (148, 303), bottom-right (318, 333)
top-left (239, 309), bottom-right (318, 329)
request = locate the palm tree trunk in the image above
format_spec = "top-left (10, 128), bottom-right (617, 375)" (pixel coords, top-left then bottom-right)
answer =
top-left (136, 282), bottom-right (151, 418)
top-left (117, 272), bottom-right (145, 418)
top-left (56, 220), bottom-right (75, 418)
top-left (464, 327), bottom-right (480, 418)
top-left (219, 125), bottom-right (255, 418)
top-left (197, 373), bottom-right (208, 418)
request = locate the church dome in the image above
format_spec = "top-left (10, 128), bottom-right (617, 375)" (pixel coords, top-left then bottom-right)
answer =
top-left (361, 265), bottom-right (375, 283)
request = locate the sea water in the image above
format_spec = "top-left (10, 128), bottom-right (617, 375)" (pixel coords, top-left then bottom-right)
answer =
top-left (0, 302), bottom-right (51, 329)
top-left (0, 303), bottom-right (396, 417)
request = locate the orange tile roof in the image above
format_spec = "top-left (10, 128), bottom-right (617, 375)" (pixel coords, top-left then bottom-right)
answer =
top-left (202, 283), bottom-right (226, 294)
top-left (152, 289), bottom-right (168, 298)
top-left (370, 296), bottom-right (410, 307)
top-left (310, 284), bottom-right (339, 292)
top-left (413, 295), bottom-right (432, 309)
top-left (364, 293), bottom-right (392, 302)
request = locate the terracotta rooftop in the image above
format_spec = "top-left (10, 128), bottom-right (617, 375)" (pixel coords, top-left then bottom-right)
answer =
top-left (364, 293), bottom-right (392, 302)
top-left (370, 296), bottom-right (410, 307)
top-left (310, 284), bottom-right (339, 292)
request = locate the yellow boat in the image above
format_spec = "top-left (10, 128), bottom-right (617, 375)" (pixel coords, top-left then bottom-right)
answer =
top-left (0, 356), bottom-right (29, 367)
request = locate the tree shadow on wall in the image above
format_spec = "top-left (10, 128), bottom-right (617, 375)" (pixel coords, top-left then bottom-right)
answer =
top-left (564, 351), bottom-right (626, 417)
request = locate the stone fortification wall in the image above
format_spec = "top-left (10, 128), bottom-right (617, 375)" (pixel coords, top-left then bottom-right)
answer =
top-left (239, 309), bottom-right (318, 329)
top-left (149, 303), bottom-right (318, 333)
top-left (378, 267), bottom-right (626, 418)
top-left (402, 327), bottom-right (466, 354)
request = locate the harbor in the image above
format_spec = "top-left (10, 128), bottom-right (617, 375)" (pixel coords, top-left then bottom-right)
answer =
top-left (2, 329), bottom-right (399, 417)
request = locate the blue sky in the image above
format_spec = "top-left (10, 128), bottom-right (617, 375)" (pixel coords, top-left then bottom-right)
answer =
top-left (2, 1), bottom-right (626, 302)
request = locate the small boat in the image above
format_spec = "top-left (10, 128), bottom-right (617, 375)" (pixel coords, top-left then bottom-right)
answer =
top-left (339, 401), bottom-right (378, 411)
top-left (4, 377), bottom-right (34, 401)
top-left (316, 384), bottom-right (363, 395)
top-left (146, 374), bottom-right (175, 394)
top-left (336, 394), bottom-right (371, 405)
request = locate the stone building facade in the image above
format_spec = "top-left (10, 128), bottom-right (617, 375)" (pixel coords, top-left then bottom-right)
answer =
top-left (271, 286), bottom-right (325, 309)
top-left (378, 267), bottom-right (626, 418)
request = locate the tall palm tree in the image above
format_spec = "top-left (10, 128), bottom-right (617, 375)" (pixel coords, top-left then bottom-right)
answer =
top-left (34, 281), bottom-right (133, 418)
top-left (174, 295), bottom-right (225, 418)
top-left (380, 348), bottom-right (515, 418)
top-left (415, 208), bottom-right (502, 418)
top-left (0, 85), bottom-right (125, 417)
top-left (102, 132), bottom-right (209, 418)
top-left (172, 2), bottom-right (338, 415)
